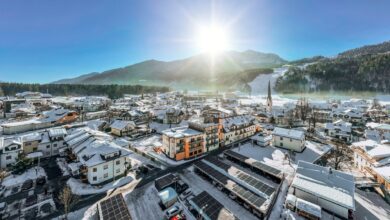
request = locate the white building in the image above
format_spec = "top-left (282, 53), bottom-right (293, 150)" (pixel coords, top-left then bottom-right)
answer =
top-left (220, 115), bottom-right (256, 145)
top-left (0, 137), bottom-right (22, 168)
top-left (324, 119), bottom-right (352, 142)
top-left (21, 128), bottom-right (68, 158)
top-left (272, 127), bottom-right (305, 152)
top-left (250, 133), bottom-right (272, 147)
top-left (291, 161), bottom-right (355, 219)
top-left (64, 128), bottom-right (131, 185)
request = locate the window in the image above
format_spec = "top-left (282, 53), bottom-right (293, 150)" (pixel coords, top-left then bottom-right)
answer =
top-left (46, 145), bottom-right (50, 149)
top-left (116, 160), bottom-right (120, 165)
top-left (53, 144), bottom-right (57, 147)
top-left (6, 155), bottom-right (12, 160)
top-left (280, 137), bottom-right (283, 140)
top-left (290, 138), bottom-right (292, 142)
top-left (93, 168), bottom-right (97, 172)
top-left (103, 164), bottom-right (108, 170)
top-left (280, 143), bottom-right (283, 147)
top-left (116, 169), bottom-right (121, 173)
top-left (93, 176), bottom-right (97, 181)
top-left (104, 173), bottom-right (108, 178)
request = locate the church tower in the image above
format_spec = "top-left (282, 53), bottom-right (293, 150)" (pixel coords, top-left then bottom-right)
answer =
top-left (266, 80), bottom-right (272, 112)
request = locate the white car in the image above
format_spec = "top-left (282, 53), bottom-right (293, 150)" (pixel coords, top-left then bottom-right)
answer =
top-left (165, 205), bottom-right (182, 219)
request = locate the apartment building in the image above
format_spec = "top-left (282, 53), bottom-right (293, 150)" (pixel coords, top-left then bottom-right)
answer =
top-left (220, 115), bottom-right (256, 146)
top-left (64, 128), bottom-right (131, 185)
top-left (162, 126), bottom-right (205, 161)
top-left (21, 128), bottom-right (68, 158)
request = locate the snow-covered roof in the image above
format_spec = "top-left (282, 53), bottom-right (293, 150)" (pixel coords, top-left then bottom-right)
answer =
top-left (221, 115), bottom-right (254, 132)
top-left (48, 127), bottom-right (67, 138)
top-left (110, 120), bottom-right (135, 130)
top-left (272, 127), bottom-right (305, 140)
top-left (291, 161), bottom-right (355, 210)
top-left (162, 126), bottom-right (202, 138)
top-left (352, 140), bottom-right (390, 159)
top-left (296, 198), bottom-right (322, 218)
top-left (65, 128), bottom-right (130, 167)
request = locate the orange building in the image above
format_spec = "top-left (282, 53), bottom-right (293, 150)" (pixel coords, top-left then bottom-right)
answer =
top-left (162, 126), bottom-right (205, 161)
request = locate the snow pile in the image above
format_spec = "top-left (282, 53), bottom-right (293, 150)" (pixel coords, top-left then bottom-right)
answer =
top-left (67, 176), bottom-right (133, 195)
top-left (56, 158), bottom-right (70, 176)
top-left (2, 166), bottom-right (46, 188)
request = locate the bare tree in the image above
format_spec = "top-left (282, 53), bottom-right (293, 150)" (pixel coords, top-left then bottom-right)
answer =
top-left (328, 142), bottom-right (350, 170)
top-left (59, 186), bottom-right (79, 220)
top-left (296, 98), bottom-right (310, 122)
top-left (0, 169), bottom-right (7, 183)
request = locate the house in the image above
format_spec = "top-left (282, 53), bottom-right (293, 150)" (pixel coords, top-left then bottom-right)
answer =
top-left (272, 127), bottom-right (305, 152)
top-left (1, 108), bottom-right (78, 134)
top-left (220, 115), bottom-right (256, 146)
top-left (324, 120), bottom-right (352, 143)
top-left (290, 161), bottom-right (355, 219)
top-left (164, 108), bottom-right (184, 124)
top-left (110, 120), bottom-right (135, 137)
top-left (0, 137), bottom-right (22, 168)
top-left (350, 140), bottom-right (390, 199)
top-left (64, 128), bottom-right (131, 185)
top-left (162, 126), bottom-right (205, 161)
top-left (21, 128), bottom-right (68, 158)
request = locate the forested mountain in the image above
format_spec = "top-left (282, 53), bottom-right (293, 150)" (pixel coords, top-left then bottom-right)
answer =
top-left (275, 41), bottom-right (390, 93)
top-left (53, 50), bottom-right (285, 90)
top-left (0, 83), bottom-right (169, 99)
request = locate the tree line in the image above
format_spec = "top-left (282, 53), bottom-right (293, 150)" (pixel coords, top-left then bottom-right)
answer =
top-left (0, 82), bottom-right (170, 99)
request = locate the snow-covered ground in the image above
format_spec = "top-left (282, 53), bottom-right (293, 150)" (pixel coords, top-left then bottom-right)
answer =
top-left (52, 204), bottom-right (98, 220)
top-left (249, 67), bottom-right (287, 95)
top-left (2, 166), bottom-right (46, 188)
top-left (67, 176), bottom-right (133, 195)
top-left (179, 168), bottom-right (258, 220)
top-left (232, 141), bottom-right (332, 176)
top-left (124, 182), bottom-right (166, 220)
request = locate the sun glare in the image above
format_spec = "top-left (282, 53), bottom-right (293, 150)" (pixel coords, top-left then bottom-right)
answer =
top-left (197, 25), bottom-right (229, 54)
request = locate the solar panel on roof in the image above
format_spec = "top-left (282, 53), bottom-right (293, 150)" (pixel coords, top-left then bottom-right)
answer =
top-left (99, 194), bottom-right (131, 220)
top-left (194, 161), bottom-right (266, 210)
top-left (224, 150), bottom-right (282, 177)
top-left (204, 157), bottom-right (276, 199)
top-left (190, 191), bottom-right (236, 220)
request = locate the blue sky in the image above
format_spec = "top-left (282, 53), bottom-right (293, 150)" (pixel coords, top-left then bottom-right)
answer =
top-left (1, 0), bottom-right (390, 83)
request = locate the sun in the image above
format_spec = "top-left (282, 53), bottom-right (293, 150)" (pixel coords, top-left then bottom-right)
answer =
top-left (197, 25), bottom-right (229, 54)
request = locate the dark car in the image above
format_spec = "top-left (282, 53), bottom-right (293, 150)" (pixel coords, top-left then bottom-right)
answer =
top-left (36, 176), bottom-right (46, 185)
top-left (25, 195), bottom-right (37, 207)
top-left (21, 179), bottom-right (34, 191)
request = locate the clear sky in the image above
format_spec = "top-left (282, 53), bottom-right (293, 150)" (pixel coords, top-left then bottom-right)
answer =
top-left (1, 0), bottom-right (390, 83)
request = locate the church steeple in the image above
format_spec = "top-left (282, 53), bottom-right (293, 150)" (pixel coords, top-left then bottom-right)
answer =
top-left (267, 80), bottom-right (272, 112)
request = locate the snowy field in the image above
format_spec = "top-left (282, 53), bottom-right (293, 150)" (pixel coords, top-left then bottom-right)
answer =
top-left (232, 141), bottom-right (332, 175)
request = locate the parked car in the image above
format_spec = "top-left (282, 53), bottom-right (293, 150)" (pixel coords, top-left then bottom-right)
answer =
top-left (36, 176), bottom-right (46, 185)
top-left (179, 189), bottom-right (193, 201)
top-left (165, 205), bottom-right (182, 219)
top-left (170, 213), bottom-right (186, 220)
top-left (184, 195), bottom-right (195, 209)
top-left (21, 179), bottom-right (33, 191)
